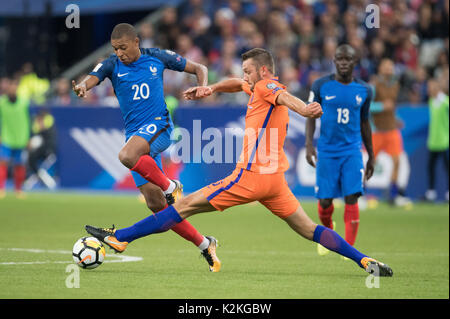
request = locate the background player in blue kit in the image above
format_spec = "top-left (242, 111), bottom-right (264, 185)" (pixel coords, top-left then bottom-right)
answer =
top-left (305, 44), bottom-right (375, 255)
top-left (72, 23), bottom-right (220, 271)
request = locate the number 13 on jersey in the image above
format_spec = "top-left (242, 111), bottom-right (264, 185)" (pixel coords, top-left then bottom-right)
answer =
top-left (337, 107), bottom-right (349, 124)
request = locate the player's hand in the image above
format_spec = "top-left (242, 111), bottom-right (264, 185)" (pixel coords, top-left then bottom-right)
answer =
top-left (306, 144), bottom-right (317, 168)
top-left (365, 156), bottom-right (375, 181)
top-left (305, 102), bottom-right (323, 119)
top-left (72, 80), bottom-right (87, 98)
top-left (183, 86), bottom-right (213, 100)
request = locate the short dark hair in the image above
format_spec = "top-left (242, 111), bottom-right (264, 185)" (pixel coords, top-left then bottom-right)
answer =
top-left (242, 48), bottom-right (275, 74)
top-left (335, 44), bottom-right (356, 57)
top-left (111, 23), bottom-right (137, 40)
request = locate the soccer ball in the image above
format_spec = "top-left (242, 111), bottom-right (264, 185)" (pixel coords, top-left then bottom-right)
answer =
top-left (72, 237), bottom-right (106, 269)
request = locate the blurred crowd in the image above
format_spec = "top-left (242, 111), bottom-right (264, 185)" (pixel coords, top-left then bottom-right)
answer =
top-left (0, 0), bottom-right (448, 107)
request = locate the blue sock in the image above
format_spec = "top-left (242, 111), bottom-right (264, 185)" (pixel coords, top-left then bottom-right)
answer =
top-left (390, 183), bottom-right (399, 199)
top-left (313, 225), bottom-right (367, 268)
top-left (115, 206), bottom-right (183, 243)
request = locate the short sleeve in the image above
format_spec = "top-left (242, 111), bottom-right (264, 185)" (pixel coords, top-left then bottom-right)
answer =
top-left (242, 81), bottom-right (252, 96)
top-left (308, 80), bottom-right (322, 104)
top-left (255, 80), bottom-right (286, 106)
top-left (143, 48), bottom-right (187, 72)
top-left (89, 57), bottom-right (115, 83)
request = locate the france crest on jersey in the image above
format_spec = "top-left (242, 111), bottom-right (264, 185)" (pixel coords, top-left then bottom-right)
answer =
top-left (89, 48), bottom-right (186, 139)
top-left (309, 74), bottom-right (372, 199)
top-left (308, 74), bottom-right (372, 157)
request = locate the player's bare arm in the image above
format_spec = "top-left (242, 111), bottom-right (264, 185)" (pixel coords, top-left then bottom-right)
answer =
top-left (305, 118), bottom-right (317, 168)
top-left (182, 60), bottom-right (210, 99)
top-left (276, 91), bottom-right (323, 119)
top-left (361, 119), bottom-right (375, 180)
top-left (72, 75), bottom-right (99, 98)
top-left (183, 77), bottom-right (244, 100)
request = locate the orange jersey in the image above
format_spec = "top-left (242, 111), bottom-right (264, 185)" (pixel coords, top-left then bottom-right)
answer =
top-left (236, 78), bottom-right (290, 174)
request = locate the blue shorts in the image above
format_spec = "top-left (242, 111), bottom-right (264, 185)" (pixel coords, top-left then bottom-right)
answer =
top-left (0, 145), bottom-right (27, 165)
top-left (315, 152), bottom-right (365, 199)
top-left (128, 120), bottom-right (174, 188)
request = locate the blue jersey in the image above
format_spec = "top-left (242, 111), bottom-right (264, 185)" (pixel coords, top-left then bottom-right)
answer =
top-left (89, 48), bottom-right (186, 138)
top-left (309, 74), bottom-right (372, 157)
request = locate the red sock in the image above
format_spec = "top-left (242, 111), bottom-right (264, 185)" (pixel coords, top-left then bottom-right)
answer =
top-left (0, 163), bottom-right (7, 190)
top-left (158, 204), bottom-right (204, 247)
top-left (318, 202), bottom-right (334, 229)
top-left (344, 203), bottom-right (360, 246)
top-left (131, 155), bottom-right (170, 191)
top-left (13, 165), bottom-right (26, 191)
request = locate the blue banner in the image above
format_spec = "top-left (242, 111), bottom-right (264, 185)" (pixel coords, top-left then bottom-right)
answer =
top-left (41, 104), bottom-right (448, 200)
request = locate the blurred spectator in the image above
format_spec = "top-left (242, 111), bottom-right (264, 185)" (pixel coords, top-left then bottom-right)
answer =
top-left (176, 33), bottom-right (204, 63)
top-left (25, 108), bottom-right (57, 190)
top-left (424, 78), bottom-right (449, 202)
top-left (139, 22), bottom-right (155, 48)
top-left (16, 62), bottom-right (49, 105)
top-left (267, 11), bottom-right (296, 56)
top-left (0, 77), bottom-right (30, 198)
top-left (0, 76), bottom-right (9, 95)
top-left (73, 0), bottom-right (449, 106)
top-left (320, 38), bottom-right (337, 74)
top-left (407, 66), bottom-right (429, 104)
top-left (48, 78), bottom-right (75, 106)
top-left (156, 7), bottom-right (180, 49)
top-left (100, 86), bottom-right (120, 108)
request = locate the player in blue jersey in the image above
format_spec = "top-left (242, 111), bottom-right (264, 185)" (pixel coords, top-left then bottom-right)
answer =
top-left (305, 44), bottom-right (375, 255)
top-left (72, 23), bottom-right (220, 272)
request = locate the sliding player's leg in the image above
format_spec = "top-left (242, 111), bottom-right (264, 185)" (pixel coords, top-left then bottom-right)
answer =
top-left (283, 204), bottom-right (392, 276)
top-left (85, 168), bottom-right (255, 271)
top-left (262, 173), bottom-right (392, 276)
top-left (85, 188), bottom-right (221, 271)
top-left (139, 182), bottom-right (210, 250)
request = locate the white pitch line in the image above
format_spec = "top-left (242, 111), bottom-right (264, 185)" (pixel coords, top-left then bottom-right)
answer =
top-left (0, 247), bottom-right (143, 265)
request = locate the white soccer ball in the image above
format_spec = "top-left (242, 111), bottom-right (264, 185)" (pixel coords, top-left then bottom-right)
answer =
top-left (72, 236), bottom-right (106, 269)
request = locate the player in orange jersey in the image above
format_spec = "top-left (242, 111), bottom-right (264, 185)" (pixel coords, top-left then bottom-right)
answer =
top-left (85, 48), bottom-right (393, 276)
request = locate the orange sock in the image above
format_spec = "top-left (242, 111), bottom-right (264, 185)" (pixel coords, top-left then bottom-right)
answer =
top-left (318, 202), bottom-right (334, 229)
top-left (344, 203), bottom-right (359, 246)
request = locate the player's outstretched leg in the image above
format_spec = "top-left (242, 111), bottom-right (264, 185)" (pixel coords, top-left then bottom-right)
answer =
top-left (284, 204), bottom-right (393, 277)
top-left (139, 181), bottom-right (219, 271)
top-left (85, 190), bottom-right (222, 272)
top-left (85, 224), bottom-right (128, 253)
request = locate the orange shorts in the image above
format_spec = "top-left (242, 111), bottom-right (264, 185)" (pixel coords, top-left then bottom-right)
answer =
top-left (372, 129), bottom-right (404, 157)
top-left (201, 168), bottom-right (300, 219)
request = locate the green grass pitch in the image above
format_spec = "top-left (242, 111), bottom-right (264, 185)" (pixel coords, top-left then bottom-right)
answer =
top-left (0, 192), bottom-right (448, 299)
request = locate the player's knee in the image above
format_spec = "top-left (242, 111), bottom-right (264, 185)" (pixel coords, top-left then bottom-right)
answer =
top-left (118, 148), bottom-right (138, 169)
top-left (319, 199), bottom-right (333, 209)
top-left (344, 194), bottom-right (359, 205)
